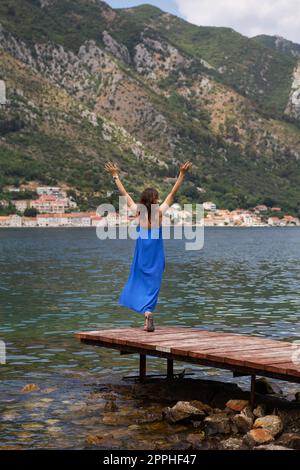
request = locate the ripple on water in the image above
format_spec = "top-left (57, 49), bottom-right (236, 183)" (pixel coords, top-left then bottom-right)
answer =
top-left (1, 228), bottom-right (300, 446)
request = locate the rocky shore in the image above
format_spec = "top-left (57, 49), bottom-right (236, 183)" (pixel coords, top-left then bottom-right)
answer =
top-left (2, 376), bottom-right (300, 450)
top-left (82, 377), bottom-right (300, 450)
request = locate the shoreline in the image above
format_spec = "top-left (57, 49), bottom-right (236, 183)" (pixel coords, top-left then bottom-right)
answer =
top-left (1, 373), bottom-right (300, 450)
top-left (0, 224), bottom-right (299, 229)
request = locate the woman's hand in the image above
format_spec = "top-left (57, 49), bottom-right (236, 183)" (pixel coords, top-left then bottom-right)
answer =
top-left (180, 161), bottom-right (192, 175)
top-left (105, 162), bottom-right (119, 177)
top-left (160, 161), bottom-right (193, 214)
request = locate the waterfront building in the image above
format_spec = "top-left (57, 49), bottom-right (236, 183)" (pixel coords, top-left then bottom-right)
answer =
top-left (203, 202), bottom-right (217, 212)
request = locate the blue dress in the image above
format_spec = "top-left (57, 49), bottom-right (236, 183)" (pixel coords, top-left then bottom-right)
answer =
top-left (119, 225), bottom-right (165, 314)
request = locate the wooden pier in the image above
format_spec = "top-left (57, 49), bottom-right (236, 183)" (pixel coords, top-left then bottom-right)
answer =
top-left (75, 326), bottom-right (300, 407)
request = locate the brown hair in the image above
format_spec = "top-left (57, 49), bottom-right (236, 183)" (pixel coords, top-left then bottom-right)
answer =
top-left (140, 188), bottom-right (159, 223)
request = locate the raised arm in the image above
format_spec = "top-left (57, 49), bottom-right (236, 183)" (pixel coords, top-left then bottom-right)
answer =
top-left (160, 161), bottom-right (192, 214)
top-left (105, 162), bottom-right (137, 212)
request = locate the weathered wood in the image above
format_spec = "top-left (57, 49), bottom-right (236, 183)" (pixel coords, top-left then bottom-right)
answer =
top-left (75, 327), bottom-right (300, 392)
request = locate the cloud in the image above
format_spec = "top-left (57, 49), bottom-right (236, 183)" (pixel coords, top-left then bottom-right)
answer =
top-left (175, 0), bottom-right (300, 44)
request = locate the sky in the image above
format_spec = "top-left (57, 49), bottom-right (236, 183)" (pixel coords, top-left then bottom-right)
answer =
top-left (106, 0), bottom-right (300, 44)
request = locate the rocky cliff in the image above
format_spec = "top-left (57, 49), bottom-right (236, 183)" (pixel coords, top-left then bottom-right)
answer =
top-left (1, 0), bottom-right (300, 213)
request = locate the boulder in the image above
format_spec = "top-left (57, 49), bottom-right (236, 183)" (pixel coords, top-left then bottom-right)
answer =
top-left (204, 413), bottom-right (232, 436)
top-left (253, 404), bottom-right (266, 418)
top-left (243, 428), bottom-right (274, 447)
top-left (162, 401), bottom-right (206, 424)
top-left (253, 415), bottom-right (283, 437)
top-left (241, 405), bottom-right (255, 420)
top-left (21, 384), bottom-right (40, 393)
top-left (220, 437), bottom-right (245, 450)
top-left (225, 399), bottom-right (249, 413)
top-left (186, 432), bottom-right (205, 449)
top-left (255, 378), bottom-right (282, 395)
top-left (232, 413), bottom-right (253, 434)
top-left (277, 433), bottom-right (300, 450)
top-left (189, 400), bottom-right (212, 414)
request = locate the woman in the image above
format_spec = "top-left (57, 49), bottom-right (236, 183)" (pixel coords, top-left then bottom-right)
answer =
top-left (105, 161), bottom-right (192, 332)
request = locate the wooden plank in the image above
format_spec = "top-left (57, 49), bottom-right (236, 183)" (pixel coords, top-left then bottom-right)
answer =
top-left (265, 362), bottom-right (300, 376)
top-left (75, 326), bottom-right (191, 341)
top-left (152, 335), bottom-right (240, 348)
top-left (181, 342), bottom-right (292, 355)
top-left (116, 332), bottom-right (235, 350)
top-left (75, 326), bottom-right (300, 384)
top-left (76, 328), bottom-right (198, 347)
top-left (171, 339), bottom-right (289, 355)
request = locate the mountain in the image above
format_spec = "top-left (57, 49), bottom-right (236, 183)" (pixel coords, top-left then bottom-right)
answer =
top-left (1, 0), bottom-right (300, 214)
top-left (254, 35), bottom-right (300, 59)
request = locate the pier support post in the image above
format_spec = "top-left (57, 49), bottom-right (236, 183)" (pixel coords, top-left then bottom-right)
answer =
top-left (250, 374), bottom-right (256, 409)
top-left (167, 359), bottom-right (174, 379)
top-left (139, 354), bottom-right (146, 382)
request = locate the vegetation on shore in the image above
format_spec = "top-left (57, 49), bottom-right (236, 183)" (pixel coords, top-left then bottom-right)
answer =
top-left (1, 0), bottom-right (300, 214)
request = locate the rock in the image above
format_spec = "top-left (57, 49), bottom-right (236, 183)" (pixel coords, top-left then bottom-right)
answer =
top-left (243, 429), bottom-right (274, 447)
top-left (186, 432), bottom-right (205, 448)
top-left (189, 400), bottom-right (212, 414)
top-left (232, 413), bottom-right (253, 434)
top-left (256, 444), bottom-right (292, 451)
top-left (253, 404), bottom-right (266, 418)
top-left (86, 435), bottom-right (103, 446)
top-left (104, 400), bottom-right (118, 412)
top-left (102, 30), bottom-right (131, 65)
top-left (253, 415), bottom-right (283, 437)
top-left (86, 433), bottom-right (123, 448)
top-left (241, 405), bottom-right (255, 420)
top-left (220, 437), bottom-right (245, 450)
top-left (162, 401), bottom-right (206, 424)
top-left (225, 399), bottom-right (249, 412)
top-left (255, 378), bottom-right (282, 395)
top-left (277, 433), bottom-right (300, 450)
top-left (21, 384), bottom-right (40, 393)
top-left (204, 413), bottom-right (232, 436)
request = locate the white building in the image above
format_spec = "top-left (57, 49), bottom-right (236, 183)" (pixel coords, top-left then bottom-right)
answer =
top-left (36, 187), bottom-right (66, 197)
top-left (31, 196), bottom-right (76, 214)
top-left (65, 213), bottom-right (91, 227)
top-left (203, 201), bottom-right (217, 212)
top-left (268, 217), bottom-right (281, 227)
top-left (37, 214), bottom-right (69, 227)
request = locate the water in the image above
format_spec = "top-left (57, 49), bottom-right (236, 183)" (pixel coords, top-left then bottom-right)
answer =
top-left (1, 227), bottom-right (300, 448)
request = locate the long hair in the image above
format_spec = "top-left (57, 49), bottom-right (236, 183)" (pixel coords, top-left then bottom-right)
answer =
top-left (140, 188), bottom-right (159, 223)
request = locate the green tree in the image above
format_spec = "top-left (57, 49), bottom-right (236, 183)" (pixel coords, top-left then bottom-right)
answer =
top-left (24, 207), bottom-right (39, 217)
